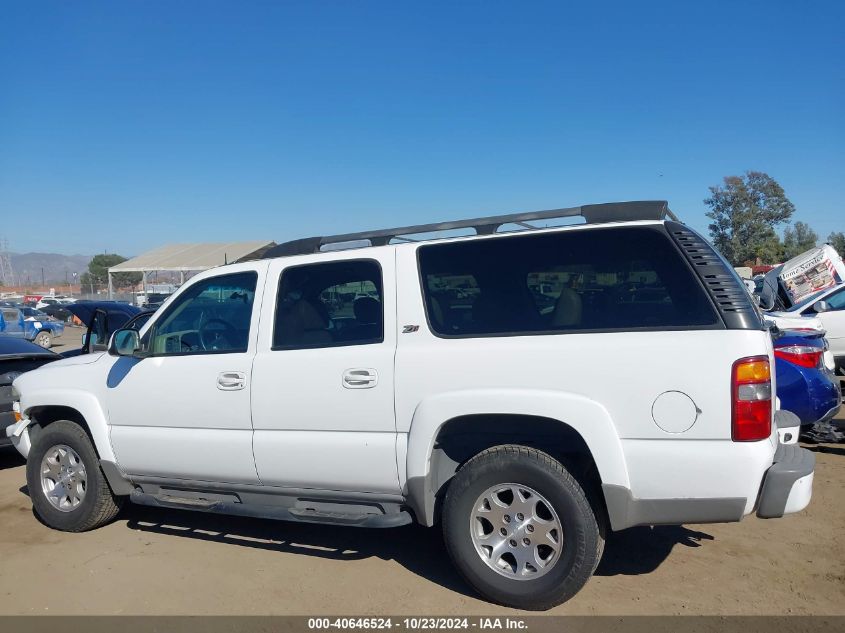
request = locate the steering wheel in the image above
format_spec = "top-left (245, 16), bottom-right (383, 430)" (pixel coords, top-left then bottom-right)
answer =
top-left (199, 318), bottom-right (237, 351)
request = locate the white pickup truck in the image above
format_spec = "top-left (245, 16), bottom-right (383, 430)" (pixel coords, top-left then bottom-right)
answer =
top-left (6, 201), bottom-right (815, 610)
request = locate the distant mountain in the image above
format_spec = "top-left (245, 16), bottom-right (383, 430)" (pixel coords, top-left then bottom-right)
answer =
top-left (9, 252), bottom-right (93, 286)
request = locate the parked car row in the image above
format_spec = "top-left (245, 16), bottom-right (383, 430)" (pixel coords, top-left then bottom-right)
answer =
top-left (738, 246), bottom-right (845, 439)
top-left (0, 306), bottom-right (65, 348)
top-left (35, 295), bottom-right (77, 310)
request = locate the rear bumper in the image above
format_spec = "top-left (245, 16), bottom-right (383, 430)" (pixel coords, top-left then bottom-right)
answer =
top-left (775, 410), bottom-right (800, 444)
top-left (756, 443), bottom-right (815, 518)
top-left (603, 434), bottom-right (814, 531)
top-left (819, 401), bottom-right (841, 423)
top-left (799, 402), bottom-right (843, 430)
top-left (776, 358), bottom-right (840, 425)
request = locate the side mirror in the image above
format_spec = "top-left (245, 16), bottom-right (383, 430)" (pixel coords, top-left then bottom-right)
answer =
top-left (813, 300), bottom-right (830, 313)
top-left (109, 329), bottom-right (142, 357)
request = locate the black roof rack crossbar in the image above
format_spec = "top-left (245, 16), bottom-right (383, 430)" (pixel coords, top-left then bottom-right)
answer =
top-left (264, 200), bottom-right (676, 258)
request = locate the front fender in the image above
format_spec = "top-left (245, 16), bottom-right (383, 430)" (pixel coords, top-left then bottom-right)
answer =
top-left (404, 388), bottom-right (630, 525)
top-left (19, 388), bottom-right (116, 463)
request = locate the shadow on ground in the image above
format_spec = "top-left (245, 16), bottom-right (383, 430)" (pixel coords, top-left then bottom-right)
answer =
top-left (806, 444), bottom-right (845, 456)
top-left (4, 449), bottom-right (718, 593)
top-left (123, 503), bottom-right (713, 597)
top-left (597, 525), bottom-right (714, 576)
top-left (124, 504), bottom-right (477, 599)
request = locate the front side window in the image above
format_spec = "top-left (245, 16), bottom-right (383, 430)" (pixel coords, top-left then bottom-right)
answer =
top-left (148, 271), bottom-right (257, 355)
top-left (799, 287), bottom-right (845, 314)
top-left (823, 287), bottom-right (845, 311)
top-left (273, 259), bottom-right (383, 350)
top-left (419, 227), bottom-right (720, 337)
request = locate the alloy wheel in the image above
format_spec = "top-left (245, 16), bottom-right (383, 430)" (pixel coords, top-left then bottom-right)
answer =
top-left (469, 483), bottom-right (563, 580)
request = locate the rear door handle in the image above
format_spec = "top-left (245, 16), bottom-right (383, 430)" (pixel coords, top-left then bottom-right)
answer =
top-left (342, 368), bottom-right (378, 389)
top-left (217, 371), bottom-right (246, 391)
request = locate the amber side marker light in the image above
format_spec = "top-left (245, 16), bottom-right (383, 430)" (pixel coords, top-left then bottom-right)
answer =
top-left (731, 356), bottom-right (772, 442)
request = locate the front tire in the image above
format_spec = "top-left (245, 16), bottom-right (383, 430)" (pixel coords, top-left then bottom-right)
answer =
top-left (26, 420), bottom-right (124, 532)
top-left (442, 445), bottom-right (604, 610)
top-left (34, 331), bottom-right (52, 348)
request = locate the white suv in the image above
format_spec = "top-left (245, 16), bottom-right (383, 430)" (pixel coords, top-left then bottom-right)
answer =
top-left (6, 201), bottom-right (815, 610)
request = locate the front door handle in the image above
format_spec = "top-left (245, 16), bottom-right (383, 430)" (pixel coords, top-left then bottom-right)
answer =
top-left (342, 368), bottom-right (378, 389)
top-left (217, 371), bottom-right (246, 391)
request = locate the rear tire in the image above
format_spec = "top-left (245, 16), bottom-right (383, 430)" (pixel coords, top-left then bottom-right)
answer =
top-left (34, 331), bottom-right (52, 348)
top-left (442, 445), bottom-right (604, 610)
top-left (26, 420), bottom-right (124, 532)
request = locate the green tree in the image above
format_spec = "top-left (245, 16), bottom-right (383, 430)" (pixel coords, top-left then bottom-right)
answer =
top-left (705, 171), bottom-right (795, 265)
top-left (782, 222), bottom-right (818, 260)
top-left (828, 231), bottom-right (845, 259)
top-left (83, 254), bottom-right (142, 289)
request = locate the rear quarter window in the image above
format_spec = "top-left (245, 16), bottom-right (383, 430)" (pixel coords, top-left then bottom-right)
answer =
top-left (418, 226), bottom-right (721, 337)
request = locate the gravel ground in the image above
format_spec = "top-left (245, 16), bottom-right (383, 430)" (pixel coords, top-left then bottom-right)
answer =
top-left (47, 324), bottom-right (85, 355)
top-left (7, 330), bottom-right (844, 614)
top-left (0, 435), bottom-right (842, 616)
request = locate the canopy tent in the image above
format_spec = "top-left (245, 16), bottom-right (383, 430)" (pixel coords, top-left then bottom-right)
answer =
top-left (107, 241), bottom-right (276, 298)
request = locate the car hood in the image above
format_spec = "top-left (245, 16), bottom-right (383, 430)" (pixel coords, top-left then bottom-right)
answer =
top-left (37, 351), bottom-right (105, 369)
top-left (0, 337), bottom-right (58, 358)
top-left (65, 302), bottom-right (140, 324)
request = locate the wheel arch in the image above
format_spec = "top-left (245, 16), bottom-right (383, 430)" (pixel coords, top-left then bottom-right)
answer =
top-left (29, 405), bottom-right (91, 447)
top-left (21, 390), bottom-right (116, 464)
top-left (403, 389), bottom-right (630, 526)
top-left (22, 395), bottom-right (134, 495)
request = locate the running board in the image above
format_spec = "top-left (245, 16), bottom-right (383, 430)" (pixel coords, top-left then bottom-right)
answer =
top-left (130, 487), bottom-right (412, 528)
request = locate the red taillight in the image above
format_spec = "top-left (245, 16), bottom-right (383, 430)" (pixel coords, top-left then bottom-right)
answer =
top-left (731, 356), bottom-right (772, 442)
top-left (774, 345), bottom-right (823, 369)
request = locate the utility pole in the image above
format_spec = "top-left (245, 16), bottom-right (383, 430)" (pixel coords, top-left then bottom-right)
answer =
top-left (0, 238), bottom-right (15, 287)
top-left (41, 267), bottom-right (45, 289)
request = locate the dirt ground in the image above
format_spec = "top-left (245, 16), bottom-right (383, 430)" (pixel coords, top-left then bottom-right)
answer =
top-left (48, 324), bottom-right (85, 354)
top-left (1, 430), bottom-right (843, 616)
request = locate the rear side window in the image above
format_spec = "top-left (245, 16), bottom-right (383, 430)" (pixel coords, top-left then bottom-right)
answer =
top-left (419, 226), bottom-right (720, 337)
top-left (273, 259), bottom-right (384, 350)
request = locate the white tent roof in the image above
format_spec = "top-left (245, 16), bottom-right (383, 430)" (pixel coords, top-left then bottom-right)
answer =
top-left (108, 241), bottom-right (275, 273)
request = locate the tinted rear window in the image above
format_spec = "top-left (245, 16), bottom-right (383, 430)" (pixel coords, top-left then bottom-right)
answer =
top-left (418, 226), bottom-right (720, 337)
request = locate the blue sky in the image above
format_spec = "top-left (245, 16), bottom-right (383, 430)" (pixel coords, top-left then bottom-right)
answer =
top-left (1, 1), bottom-right (843, 256)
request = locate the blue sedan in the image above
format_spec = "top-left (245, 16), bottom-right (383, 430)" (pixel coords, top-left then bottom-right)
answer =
top-left (774, 329), bottom-right (841, 428)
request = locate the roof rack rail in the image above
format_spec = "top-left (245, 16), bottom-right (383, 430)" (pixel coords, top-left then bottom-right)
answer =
top-left (263, 200), bottom-right (677, 259)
